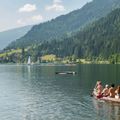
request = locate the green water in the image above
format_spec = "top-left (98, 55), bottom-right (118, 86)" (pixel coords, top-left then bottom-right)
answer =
top-left (0, 64), bottom-right (120, 120)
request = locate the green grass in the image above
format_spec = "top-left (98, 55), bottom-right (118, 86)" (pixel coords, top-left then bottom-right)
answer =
top-left (0, 49), bottom-right (22, 57)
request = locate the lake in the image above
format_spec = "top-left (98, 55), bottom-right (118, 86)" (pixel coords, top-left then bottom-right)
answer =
top-left (0, 64), bottom-right (120, 120)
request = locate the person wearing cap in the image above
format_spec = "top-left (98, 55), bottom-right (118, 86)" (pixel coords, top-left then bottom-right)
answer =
top-left (102, 84), bottom-right (109, 97)
top-left (108, 84), bottom-right (115, 98)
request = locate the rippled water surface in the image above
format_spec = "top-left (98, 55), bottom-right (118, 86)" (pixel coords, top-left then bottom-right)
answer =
top-left (0, 64), bottom-right (120, 120)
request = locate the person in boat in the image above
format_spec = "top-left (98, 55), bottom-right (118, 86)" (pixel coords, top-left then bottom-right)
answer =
top-left (94, 81), bottom-right (103, 98)
top-left (101, 84), bottom-right (109, 97)
top-left (108, 84), bottom-right (115, 98)
top-left (94, 81), bottom-right (101, 92)
top-left (115, 86), bottom-right (120, 99)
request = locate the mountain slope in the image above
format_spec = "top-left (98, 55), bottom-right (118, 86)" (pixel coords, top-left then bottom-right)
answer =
top-left (0, 25), bottom-right (32, 50)
top-left (1, 8), bottom-right (120, 63)
top-left (38, 8), bottom-right (120, 59)
top-left (7, 0), bottom-right (120, 49)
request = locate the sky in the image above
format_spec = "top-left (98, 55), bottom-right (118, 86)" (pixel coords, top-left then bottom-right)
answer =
top-left (0, 0), bottom-right (92, 32)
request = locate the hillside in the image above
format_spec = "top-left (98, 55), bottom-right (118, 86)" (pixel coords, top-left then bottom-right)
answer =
top-left (7, 0), bottom-right (120, 49)
top-left (37, 8), bottom-right (120, 60)
top-left (2, 8), bottom-right (120, 64)
top-left (0, 25), bottom-right (32, 50)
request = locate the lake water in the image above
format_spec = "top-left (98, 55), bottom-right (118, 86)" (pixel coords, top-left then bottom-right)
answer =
top-left (0, 64), bottom-right (120, 120)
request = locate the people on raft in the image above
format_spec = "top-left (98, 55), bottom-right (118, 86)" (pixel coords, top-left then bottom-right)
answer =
top-left (108, 84), bottom-right (116, 98)
top-left (101, 84), bottom-right (109, 97)
top-left (93, 82), bottom-right (120, 99)
top-left (115, 86), bottom-right (120, 99)
top-left (94, 81), bottom-right (103, 98)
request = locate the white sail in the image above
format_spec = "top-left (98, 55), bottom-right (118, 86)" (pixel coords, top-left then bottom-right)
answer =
top-left (27, 56), bottom-right (31, 65)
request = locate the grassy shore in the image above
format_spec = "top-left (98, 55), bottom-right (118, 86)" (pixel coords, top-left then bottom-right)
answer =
top-left (0, 50), bottom-right (118, 64)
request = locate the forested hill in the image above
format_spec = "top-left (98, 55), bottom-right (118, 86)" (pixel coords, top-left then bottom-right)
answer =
top-left (0, 25), bottom-right (32, 50)
top-left (7, 0), bottom-right (120, 49)
top-left (38, 8), bottom-right (120, 59)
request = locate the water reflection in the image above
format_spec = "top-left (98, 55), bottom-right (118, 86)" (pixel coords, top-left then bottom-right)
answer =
top-left (27, 66), bottom-right (31, 74)
top-left (92, 99), bottom-right (120, 120)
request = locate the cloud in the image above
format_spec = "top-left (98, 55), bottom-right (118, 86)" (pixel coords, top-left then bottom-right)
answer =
top-left (17, 19), bottom-right (26, 25)
top-left (45, 0), bottom-right (65, 12)
top-left (45, 4), bottom-right (65, 11)
top-left (53, 0), bottom-right (62, 4)
top-left (19, 4), bottom-right (37, 13)
top-left (17, 14), bottom-right (43, 26)
top-left (32, 15), bottom-right (43, 21)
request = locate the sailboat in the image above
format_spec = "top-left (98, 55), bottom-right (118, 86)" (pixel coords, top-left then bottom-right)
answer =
top-left (27, 56), bottom-right (31, 65)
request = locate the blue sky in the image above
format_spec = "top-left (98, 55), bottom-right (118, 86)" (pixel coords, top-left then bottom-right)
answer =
top-left (0, 0), bottom-right (92, 32)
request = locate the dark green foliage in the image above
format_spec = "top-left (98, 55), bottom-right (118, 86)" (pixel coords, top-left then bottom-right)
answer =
top-left (7, 0), bottom-right (120, 49)
top-left (2, 8), bottom-right (120, 63)
top-left (24, 8), bottom-right (120, 61)
top-left (3, 0), bottom-right (120, 63)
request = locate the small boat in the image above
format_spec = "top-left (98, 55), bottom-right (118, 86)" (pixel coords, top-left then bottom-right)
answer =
top-left (55, 71), bottom-right (76, 75)
top-left (92, 91), bottom-right (120, 103)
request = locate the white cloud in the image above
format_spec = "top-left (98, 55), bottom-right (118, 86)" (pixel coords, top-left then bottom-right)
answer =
top-left (32, 15), bottom-right (43, 21)
top-left (45, 0), bottom-right (65, 12)
top-left (46, 4), bottom-right (65, 11)
top-left (17, 19), bottom-right (26, 25)
top-left (17, 14), bottom-right (43, 26)
top-left (53, 0), bottom-right (62, 4)
top-left (19, 4), bottom-right (37, 13)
